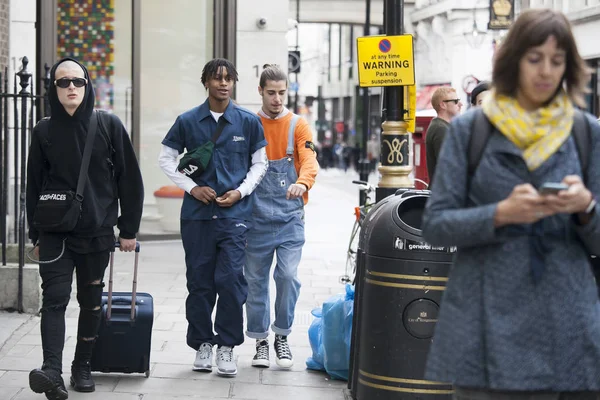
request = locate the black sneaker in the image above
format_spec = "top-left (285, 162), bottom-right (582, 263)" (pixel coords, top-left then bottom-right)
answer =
top-left (252, 339), bottom-right (270, 368)
top-left (70, 359), bottom-right (95, 392)
top-left (29, 368), bottom-right (69, 400)
top-left (274, 334), bottom-right (293, 368)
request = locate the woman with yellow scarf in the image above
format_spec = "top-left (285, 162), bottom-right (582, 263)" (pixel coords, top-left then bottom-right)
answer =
top-left (422, 9), bottom-right (600, 399)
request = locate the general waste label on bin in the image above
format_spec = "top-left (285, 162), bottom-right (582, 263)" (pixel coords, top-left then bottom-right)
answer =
top-left (394, 237), bottom-right (457, 253)
top-left (357, 34), bottom-right (415, 87)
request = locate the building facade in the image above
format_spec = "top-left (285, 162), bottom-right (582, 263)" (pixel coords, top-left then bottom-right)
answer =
top-left (0, 0), bottom-right (9, 69)
top-left (410, 0), bottom-right (502, 109)
top-left (8, 0), bottom-right (290, 233)
top-left (284, 0), bottom-right (600, 192)
top-left (307, 0), bottom-right (600, 154)
top-left (4, 0), bottom-right (599, 236)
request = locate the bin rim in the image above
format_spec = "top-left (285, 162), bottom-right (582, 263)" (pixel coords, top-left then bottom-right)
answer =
top-left (391, 192), bottom-right (429, 237)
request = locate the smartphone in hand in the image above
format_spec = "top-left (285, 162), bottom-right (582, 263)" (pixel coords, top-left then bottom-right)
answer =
top-left (539, 182), bottom-right (569, 195)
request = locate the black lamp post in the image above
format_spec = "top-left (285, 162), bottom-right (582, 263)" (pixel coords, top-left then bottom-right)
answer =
top-left (376, 0), bottom-right (412, 202)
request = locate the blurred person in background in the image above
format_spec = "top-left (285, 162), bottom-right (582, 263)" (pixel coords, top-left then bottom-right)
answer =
top-left (471, 80), bottom-right (491, 107)
top-left (425, 86), bottom-right (463, 189)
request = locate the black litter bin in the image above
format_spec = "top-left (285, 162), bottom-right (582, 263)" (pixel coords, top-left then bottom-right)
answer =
top-left (349, 189), bottom-right (455, 400)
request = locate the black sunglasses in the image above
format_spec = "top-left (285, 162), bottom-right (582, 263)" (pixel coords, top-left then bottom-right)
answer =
top-left (54, 77), bottom-right (87, 88)
top-left (442, 98), bottom-right (460, 105)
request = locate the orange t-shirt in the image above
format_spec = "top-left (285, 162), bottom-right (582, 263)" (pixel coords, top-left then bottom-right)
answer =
top-left (259, 113), bottom-right (319, 204)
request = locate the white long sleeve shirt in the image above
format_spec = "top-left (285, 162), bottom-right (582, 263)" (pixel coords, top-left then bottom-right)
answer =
top-left (158, 145), bottom-right (268, 198)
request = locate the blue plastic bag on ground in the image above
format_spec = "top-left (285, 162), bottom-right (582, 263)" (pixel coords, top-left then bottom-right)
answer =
top-left (305, 308), bottom-right (325, 371)
top-left (322, 284), bottom-right (354, 380)
top-left (306, 284), bottom-right (354, 380)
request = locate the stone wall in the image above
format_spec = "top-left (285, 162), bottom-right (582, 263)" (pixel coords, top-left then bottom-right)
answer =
top-left (0, 0), bottom-right (8, 69)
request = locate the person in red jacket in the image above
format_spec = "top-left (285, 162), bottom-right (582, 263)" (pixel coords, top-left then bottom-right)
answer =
top-left (245, 64), bottom-right (319, 368)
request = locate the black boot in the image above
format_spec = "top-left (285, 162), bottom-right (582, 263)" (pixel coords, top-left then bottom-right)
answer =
top-left (70, 339), bottom-right (95, 392)
top-left (70, 359), bottom-right (95, 392)
top-left (29, 367), bottom-right (69, 400)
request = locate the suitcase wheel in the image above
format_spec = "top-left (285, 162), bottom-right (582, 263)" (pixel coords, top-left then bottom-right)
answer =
top-left (145, 370), bottom-right (150, 378)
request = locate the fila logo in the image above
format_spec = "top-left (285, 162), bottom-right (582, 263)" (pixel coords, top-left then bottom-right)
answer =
top-left (232, 136), bottom-right (245, 142)
top-left (39, 193), bottom-right (67, 201)
top-left (181, 165), bottom-right (198, 176)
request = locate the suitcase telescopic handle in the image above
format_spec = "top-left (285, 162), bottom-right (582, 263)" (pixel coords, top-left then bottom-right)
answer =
top-left (107, 241), bottom-right (141, 321)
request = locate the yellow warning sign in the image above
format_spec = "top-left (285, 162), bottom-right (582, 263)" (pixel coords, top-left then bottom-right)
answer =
top-left (357, 35), bottom-right (415, 87)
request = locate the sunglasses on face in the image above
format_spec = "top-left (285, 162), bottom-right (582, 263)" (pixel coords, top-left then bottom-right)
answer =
top-left (54, 77), bottom-right (87, 88)
top-left (442, 99), bottom-right (460, 105)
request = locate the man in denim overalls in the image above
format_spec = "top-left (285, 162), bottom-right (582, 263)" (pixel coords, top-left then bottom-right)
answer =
top-left (245, 65), bottom-right (319, 368)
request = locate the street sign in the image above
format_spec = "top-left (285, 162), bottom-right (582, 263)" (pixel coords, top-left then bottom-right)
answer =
top-left (404, 84), bottom-right (416, 133)
top-left (488, 0), bottom-right (514, 30)
top-left (356, 34), bottom-right (415, 87)
top-left (288, 50), bottom-right (301, 74)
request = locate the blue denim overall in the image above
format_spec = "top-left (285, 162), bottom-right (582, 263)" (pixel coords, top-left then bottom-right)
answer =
top-left (245, 115), bottom-right (305, 339)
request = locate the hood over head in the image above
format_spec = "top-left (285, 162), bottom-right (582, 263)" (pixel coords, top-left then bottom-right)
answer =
top-left (49, 57), bottom-right (95, 121)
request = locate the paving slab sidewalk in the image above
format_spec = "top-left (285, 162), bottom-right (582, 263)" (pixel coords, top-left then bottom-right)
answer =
top-left (0, 169), bottom-right (363, 399)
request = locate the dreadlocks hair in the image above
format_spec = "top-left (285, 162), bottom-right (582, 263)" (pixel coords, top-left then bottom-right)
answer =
top-left (259, 64), bottom-right (288, 88)
top-left (201, 58), bottom-right (239, 86)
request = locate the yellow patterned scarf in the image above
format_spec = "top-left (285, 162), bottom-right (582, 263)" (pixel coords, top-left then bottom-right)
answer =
top-left (481, 90), bottom-right (574, 171)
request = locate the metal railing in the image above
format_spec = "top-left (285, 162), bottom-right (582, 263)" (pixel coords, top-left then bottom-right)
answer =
top-left (0, 56), bottom-right (50, 312)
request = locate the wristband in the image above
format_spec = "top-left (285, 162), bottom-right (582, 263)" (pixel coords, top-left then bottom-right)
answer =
top-left (585, 197), bottom-right (597, 215)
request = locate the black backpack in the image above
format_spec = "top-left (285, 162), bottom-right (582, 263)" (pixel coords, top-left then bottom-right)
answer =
top-left (467, 109), bottom-right (599, 285)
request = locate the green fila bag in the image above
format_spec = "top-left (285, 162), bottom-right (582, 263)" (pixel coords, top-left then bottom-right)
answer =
top-left (177, 117), bottom-right (226, 178)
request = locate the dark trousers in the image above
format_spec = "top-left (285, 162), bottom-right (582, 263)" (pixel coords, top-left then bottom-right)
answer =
top-left (181, 218), bottom-right (249, 350)
top-left (38, 239), bottom-right (109, 373)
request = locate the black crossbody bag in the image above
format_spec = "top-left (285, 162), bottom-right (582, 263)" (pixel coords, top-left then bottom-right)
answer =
top-left (32, 111), bottom-right (98, 233)
top-left (177, 116), bottom-right (227, 178)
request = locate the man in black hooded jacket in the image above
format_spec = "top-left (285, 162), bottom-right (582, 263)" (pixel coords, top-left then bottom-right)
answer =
top-left (25, 58), bottom-right (144, 399)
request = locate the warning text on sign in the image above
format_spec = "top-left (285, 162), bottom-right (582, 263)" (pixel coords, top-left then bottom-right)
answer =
top-left (357, 35), bottom-right (415, 87)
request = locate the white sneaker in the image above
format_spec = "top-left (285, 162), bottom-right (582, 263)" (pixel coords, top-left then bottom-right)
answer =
top-left (192, 342), bottom-right (213, 372)
top-left (274, 335), bottom-right (293, 368)
top-left (216, 346), bottom-right (237, 376)
top-left (252, 339), bottom-right (270, 368)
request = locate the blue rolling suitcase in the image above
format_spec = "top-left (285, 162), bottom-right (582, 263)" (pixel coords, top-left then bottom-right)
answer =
top-left (91, 242), bottom-right (153, 377)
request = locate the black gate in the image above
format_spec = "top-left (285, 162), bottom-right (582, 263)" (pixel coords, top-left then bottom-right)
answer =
top-left (0, 56), bottom-right (50, 312)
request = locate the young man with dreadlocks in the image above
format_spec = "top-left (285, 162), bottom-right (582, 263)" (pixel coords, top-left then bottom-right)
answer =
top-left (158, 58), bottom-right (268, 377)
top-left (245, 64), bottom-right (318, 368)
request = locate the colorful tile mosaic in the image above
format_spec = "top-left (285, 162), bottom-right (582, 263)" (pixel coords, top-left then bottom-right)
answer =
top-left (57, 0), bottom-right (114, 110)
